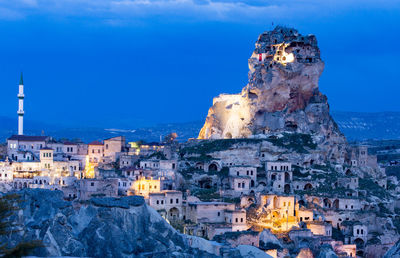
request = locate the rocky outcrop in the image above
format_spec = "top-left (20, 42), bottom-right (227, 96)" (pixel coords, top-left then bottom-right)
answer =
top-left (198, 26), bottom-right (347, 162)
top-left (384, 240), bottom-right (400, 258)
top-left (316, 244), bottom-right (338, 258)
top-left (297, 248), bottom-right (314, 258)
top-left (259, 229), bottom-right (282, 250)
top-left (2, 189), bottom-right (268, 257)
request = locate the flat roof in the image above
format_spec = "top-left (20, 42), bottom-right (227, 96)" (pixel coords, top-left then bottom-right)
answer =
top-left (88, 141), bottom-right (103, 146)
top-left (188, 201), bottom-right (233, 206)
top-left (8, 135), bottom-right (48, 142)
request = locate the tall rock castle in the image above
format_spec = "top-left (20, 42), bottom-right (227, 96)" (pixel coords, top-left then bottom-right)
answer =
top-left (198, 26), bottom-right (347, 162)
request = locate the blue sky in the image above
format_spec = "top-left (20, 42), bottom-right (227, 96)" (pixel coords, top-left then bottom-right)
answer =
top-left (0, 0), bottom-right (399, 128)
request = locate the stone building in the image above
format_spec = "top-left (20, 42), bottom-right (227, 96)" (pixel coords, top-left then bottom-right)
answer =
top-left (0, 161), bottom-right (13, 182)
top-left (119, 154), bottom-right (138, 169)
top-left (229, 166), bottom-right (257, 188)
top-left (104, 136), bottom-right (126, 163)
top-left (226, 176), bottom-right (251, 197)
top-left (7, 135), bottom-right (49, 161)
top-left (130, 177), bottom-right (161, 198)
top-left (88, 141), bottom-right (104, 163)
top-left (266, 161), bottom-right (292, 193)
top-left (78, 178), bottom-right (118, 201)
top-left (186, 202), bottom-right (235, 224)
top-left (148, 190), bottom-right (183, 220)
top-left (306, 221), bottom-right (332, 237)
top-left (184, 201), bottom-right (248, 240)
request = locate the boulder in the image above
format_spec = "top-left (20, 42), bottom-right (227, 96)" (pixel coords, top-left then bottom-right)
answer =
top-left (316, 244), bottom-right (338, 258)
top-left (259, 229), bottom-right (282, 250)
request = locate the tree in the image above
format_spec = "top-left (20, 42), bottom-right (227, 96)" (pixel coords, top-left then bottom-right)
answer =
top-left (0, 193), bottom-right (42, 257)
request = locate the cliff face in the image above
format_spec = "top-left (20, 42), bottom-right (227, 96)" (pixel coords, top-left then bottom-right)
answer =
top-left (4, 189), bottom-right (191, 257)
top-left (198, 26), bottom-right (346, 158)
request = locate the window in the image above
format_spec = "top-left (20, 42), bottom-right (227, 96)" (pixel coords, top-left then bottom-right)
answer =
top-left (235, 218), bottom-right (238, 223)
top-left (161, 200), bottom-right (164, 204)
top-left (217, 212), bottom-right (220, 216)
top-left (156, 200), bottom-right (159, 204)
top-left (90, 182), bottom-right (94, 186)
top-left (238, 183), bottom-right (241, 188)
top-left (170, 199), bottom-right (173, 204)
top-left (176, 198), bottom-right (179, 204)
top-left (240, 218), bottom-right (243, 222)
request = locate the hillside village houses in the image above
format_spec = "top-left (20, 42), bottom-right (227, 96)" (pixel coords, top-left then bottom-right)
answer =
top-left (0, 74), bottom-right (397, 257)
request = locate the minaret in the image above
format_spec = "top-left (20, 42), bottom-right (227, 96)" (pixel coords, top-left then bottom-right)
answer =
top-left (17, 73), bottom-right (24, 135)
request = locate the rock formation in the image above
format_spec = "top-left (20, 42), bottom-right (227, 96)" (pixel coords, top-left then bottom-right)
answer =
top-left (2, 189), bottom-right (270, 258)
top-left (198, 26), bottom-right (347, 161)
top-left (384, 239), bottom-right (400, 258)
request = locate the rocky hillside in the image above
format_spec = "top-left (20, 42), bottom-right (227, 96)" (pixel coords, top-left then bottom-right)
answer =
top-left (1, 189), bottom-right (270, 258)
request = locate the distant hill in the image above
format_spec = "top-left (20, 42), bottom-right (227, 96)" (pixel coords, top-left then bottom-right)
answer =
top-left (0, 112), bottom-right (399, 143)
top-left (331, 111), bottom-right (400, 141)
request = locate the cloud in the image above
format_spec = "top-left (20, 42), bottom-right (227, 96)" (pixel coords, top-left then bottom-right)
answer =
top-left (0, 0), bottom-right (399, 23)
